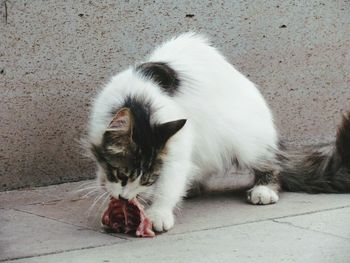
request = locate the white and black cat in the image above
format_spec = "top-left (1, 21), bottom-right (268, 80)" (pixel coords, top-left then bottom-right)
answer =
top-left (87, 32), bottom-right (350, 232)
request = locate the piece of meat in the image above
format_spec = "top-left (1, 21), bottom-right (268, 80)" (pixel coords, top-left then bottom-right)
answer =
top-left (101, 197), bottom-right (155, 237)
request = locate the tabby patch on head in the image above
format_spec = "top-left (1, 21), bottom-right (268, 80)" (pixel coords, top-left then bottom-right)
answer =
top-left (91, 98), bottom-right (186, 188)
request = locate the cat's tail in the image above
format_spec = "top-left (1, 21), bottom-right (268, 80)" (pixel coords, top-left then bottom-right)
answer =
top-left (280, 112), bottom-right (350, 193)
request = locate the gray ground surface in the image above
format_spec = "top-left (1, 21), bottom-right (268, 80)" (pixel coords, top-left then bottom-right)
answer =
top-left (1, 180), bottom-right (349, 262)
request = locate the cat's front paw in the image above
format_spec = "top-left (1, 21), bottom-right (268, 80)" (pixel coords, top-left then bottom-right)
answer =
top-left (247, 185), bottom-right (279, 205)
top-left (146, 207), bottom-right (174, 232)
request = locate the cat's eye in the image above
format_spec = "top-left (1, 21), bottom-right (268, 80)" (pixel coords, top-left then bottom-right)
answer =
top-left (140, 173), bottom-right (159, 186)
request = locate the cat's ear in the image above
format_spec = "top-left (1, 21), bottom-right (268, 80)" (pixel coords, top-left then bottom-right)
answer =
top-left (157, 119), bottom-right (187, 146)
top-left (106, 108), bottom-right (133, 134)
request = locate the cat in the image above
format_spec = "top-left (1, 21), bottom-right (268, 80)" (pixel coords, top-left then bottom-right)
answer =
top-left (87, 32), bottom-right (350, 232)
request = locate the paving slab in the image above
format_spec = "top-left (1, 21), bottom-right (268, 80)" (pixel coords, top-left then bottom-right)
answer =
top-left (0, 209), bottom-right (125, 261)
top-left (16, 195), bottom-right (110, 231)
top-left (5, 221), bottom-right (350, 263)
top-left (0, 191), bottom-right (49, 209)
top-left (1, 181), bottom-right (350, 262)
top-left (0, 180), bottom-right (95, 209)
top-left (172, 192), bottom-right (350, 235)
top-left (276, 207), bottom-right (350, 239)
top-left (6, 180), bottom-right (112, 230)
top-left (5, 181), bottom-right (350, 236)
top-left (31, 180), bottom-right (97, 200)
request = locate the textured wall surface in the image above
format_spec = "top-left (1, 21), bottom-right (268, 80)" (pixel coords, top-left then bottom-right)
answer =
top-left (1, 0), bottom-right (350, 190)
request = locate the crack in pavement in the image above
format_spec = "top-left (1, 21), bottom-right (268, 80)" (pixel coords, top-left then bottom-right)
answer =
top-left (270, 205), bottom-right (350, 220)
top-left (0, 241), bottom-right (133, 263)
top-left (272, 220), bottom-right (350, 241)
top-left (11, 208), bottom-right (130, 240)
top-left (167, 204), bottom-right (350, 237)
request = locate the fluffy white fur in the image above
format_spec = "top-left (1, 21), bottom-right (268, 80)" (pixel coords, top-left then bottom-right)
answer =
top-left (88, 33), bottom-right (279, 231)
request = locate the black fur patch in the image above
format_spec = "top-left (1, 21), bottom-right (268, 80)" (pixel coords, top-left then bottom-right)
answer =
top-left (136, 62), bottom-right (180, 96)
top-left (123, 96), bottom-right (154, 161)
top-left (121, 96), bottom-right (186, 157)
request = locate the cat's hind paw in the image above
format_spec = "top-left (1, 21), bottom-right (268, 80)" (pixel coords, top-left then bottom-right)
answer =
top-left (146, 207), bottom-right (174, 232)
top-left (247, 185), bottom-right (279, 205)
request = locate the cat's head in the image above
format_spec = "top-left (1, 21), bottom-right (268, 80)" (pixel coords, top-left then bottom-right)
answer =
top-left (90, 107), bottom-right (186, 200)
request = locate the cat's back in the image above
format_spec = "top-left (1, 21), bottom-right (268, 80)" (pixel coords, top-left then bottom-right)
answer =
top-left (148, 33), bottom-right (278, 166)
top-left (148, 32), bottom-right (222, 63)
top-left (147, 33), bottom-right (263, 103)
top-left (148, 33), bottom-right (275, 131)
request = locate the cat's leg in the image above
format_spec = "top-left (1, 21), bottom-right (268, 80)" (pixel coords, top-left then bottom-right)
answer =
top-left (146, 159), bottom-right (192, 232)
top-left (247, 168), bottom-right (281, 205)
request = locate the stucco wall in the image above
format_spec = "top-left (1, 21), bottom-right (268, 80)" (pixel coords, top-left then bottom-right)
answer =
top-left (1, 0), bottom-right (350, 190)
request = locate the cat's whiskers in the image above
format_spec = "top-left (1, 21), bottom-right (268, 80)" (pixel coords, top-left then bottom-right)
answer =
top-left (68, 181), bottom-right (99, 197)
top-left (63, 182), bottom-right (100, 202)
top-left (142, 191), bottom-right (162, 200)
top-left (74, 181), bottom-right (98, 189)
top-left (78, 180), bottom-right (97, 187)
top-left (99, 193), bottom-right (111, 212)
top-left (136, 194), bottom-right (151, 207)
top-left (87, 191), bottom-right (109, 216)
top-left (81, 189), bottom-right (102, 199)
top-left (138, 192), bottom-right (153, 200)
top-left (74, 186), bottom-right (100, 193)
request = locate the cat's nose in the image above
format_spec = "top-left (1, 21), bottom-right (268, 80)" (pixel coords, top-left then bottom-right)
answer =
top-left (118, 194), bottom-right (128, 201)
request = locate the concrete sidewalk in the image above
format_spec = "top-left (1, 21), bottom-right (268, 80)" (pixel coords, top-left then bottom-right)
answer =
top-left (1, 181), bottom-right (349, 263)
